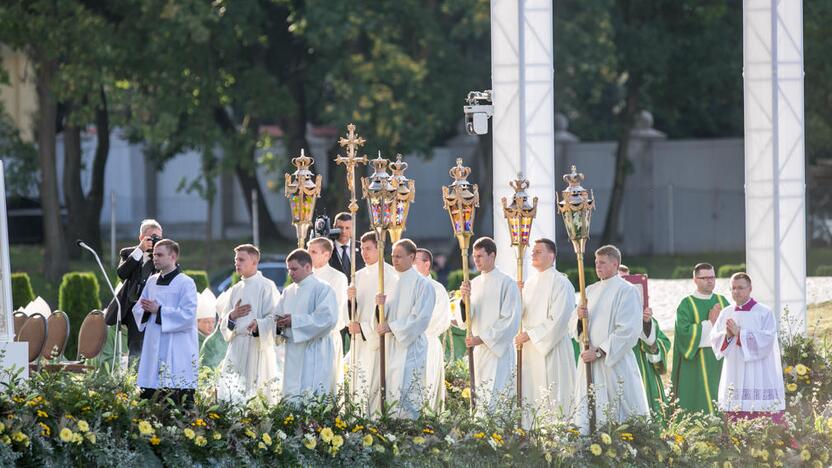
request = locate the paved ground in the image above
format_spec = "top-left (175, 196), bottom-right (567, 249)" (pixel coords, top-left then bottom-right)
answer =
top-left (647, 277), bottom-right (832, 332)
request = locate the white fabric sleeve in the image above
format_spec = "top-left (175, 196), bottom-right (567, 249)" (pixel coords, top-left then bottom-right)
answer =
top-left (388, 280), bottom-right (435, 347)
top-left (479, 278), bottom-right (521, 358)
top-left (738, 308), bottom-right (778, 362)
top-left (130, 247), bottom-right (144, 261)
top-left (290, 286), bottom-right (338, 343)
top-left (640, 321), bottom-right (657, 346)
top-left (527, 277), bottom-right (575, 355)
top-left (698, 320), bottom-right (713, 348)
top-left (160, 279), bottom-right (198, 334)
top-left (132, 279), bottom-right (151, 332)
top-left (598, 285), bottom-right (642, 367)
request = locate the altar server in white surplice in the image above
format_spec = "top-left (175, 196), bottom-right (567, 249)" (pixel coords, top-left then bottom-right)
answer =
top-left (249, 249), bottom-right (338, 399)
top-left (458, 237), bottom-right (521, 410)
top-left (414, 247), bottom-right (451, 412)
top-left (308, 237), bottom-right (349, 391)
top-left (515, 238), bottom-right (576, 428)
top-left (570, 245), bottom-right (648, 434)
top-left (347, 232), bottom-right (398, 417)
top-left (133, 239), bottom-right (198, 404)
top-left (375, 239), bottom-right (435, 419)
top-left (710, 272), bottom-right (785, 422)
top-left (216, 244), bottom-right (281, 403)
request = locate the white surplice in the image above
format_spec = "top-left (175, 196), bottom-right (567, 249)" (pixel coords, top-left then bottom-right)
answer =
top-left (262, 275), bottom-right (338, 399)
top-left (314, 264), bottom-right (349, 391)
top-left (423, 274), bottom-right (451, 411)
top-left (216, 272), bottom-right (281, 403)
top-left (570, 274), bottom-right (648, 433)
top-left (350, 261), bottom-right (398, 417)
top-left (520, 266), bottom-right (577, 426)
top-left (133, 269), bottom-right (199, 389)
top-left (459, 267), bottom-right (521, 410)
top-left (709, 299), bottom-right (785, 412)
top-left (382, 267), bottom-right (436, 419)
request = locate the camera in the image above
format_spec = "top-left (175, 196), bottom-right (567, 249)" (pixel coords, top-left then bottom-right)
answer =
top-left (313, 215), bottom-right (341, 241)
top-left (464, 90), bottom-right (494, 135)
top-left (146, 234), bottom-right (162, 252)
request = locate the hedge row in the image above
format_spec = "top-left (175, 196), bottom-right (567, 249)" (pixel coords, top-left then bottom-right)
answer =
top-left (58, 272), bottom-right (102, 360)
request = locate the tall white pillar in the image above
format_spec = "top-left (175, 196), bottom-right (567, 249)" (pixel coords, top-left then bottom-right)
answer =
top-left (743, 0), bottom-right (806, 328)
top-left (491, 0), bottom-right (556, 274)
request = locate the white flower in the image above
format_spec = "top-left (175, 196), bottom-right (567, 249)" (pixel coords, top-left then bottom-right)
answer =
top-left (445, 435), bottom-right (457, 445)
top-left (385, 433), bottom-right (397, 442)
top-left (276, 430), bottom-right (287, 440)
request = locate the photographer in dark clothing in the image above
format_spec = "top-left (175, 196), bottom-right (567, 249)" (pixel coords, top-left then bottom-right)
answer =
top-left (105, 219), bottom-right (163, 361)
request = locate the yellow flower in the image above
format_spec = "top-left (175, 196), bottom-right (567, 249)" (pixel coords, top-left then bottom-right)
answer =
top-left (606, 448), bottom-right (616, 458)
top-left (590, 444), bottom-right (603, 456)
top-left (71, 433), bottom-right (83, 444)
top-left (723, 462), bottom-right (733, 468)
top-left (352, 425), bottom-right (364, 433)
top-left (283, 414), bottom-right (295, 425)
top-left (423, 427), bottom-right (434, 434)
top-left (473, 432), bottom-right (485, 439)
top-left (194, 418), bottom-right (207, 427)
top-left (77, 420), bottom-right (89, 433)
top-left (0, 422), bottom-right (5, 433)
top-left (491, 433), bottom-right (503, 446)
top-left (801, 449), bottom-right (812, 461)
top-left (12, 431), bottom-right (28, 445)
top-left (183, 428), bottom-right (196, 440)
top-left (758, 449), bottom-right (769, 461)
top-left (39, 422), bottom-right (51, 437)
top-left (85, 432), bottom-right (96, 444)
top-left (303, 436), bottom-right (317, 450)
top-left (514, 427), bottom-right (525, 437)
top-left (796, 364), bottom-right (809, 376)
top-left (413, 436), bottom-right (426, 445)
top-left (150, 436), bottom-right (160, 446)
top-left (600, 433), bottom-right (612, 445)
top-left (213, 432), bottom-right (222, 440)
top-left (619, 432), bottom-right (634, 441)
top-left (363, 434), bottom-right (374, 447)
top-left (787, 383), bottom-right (798, 392)
top-left (335, 417), bottom-right (347, 430)
top-left (461, 388), bottom-right (471, 399)
top-left (820, 451), bottom-right (829, 463)
top-left (59, 428), bottom-right (74, 443)
top-left (332, 435), bottom-right (344, 449)
top-left (262, 433), bottom-right (272, 446)
top-left (245, 429), bottom-right (256, 439)
top-left (195, 436), bottom-right (207, 447)
top-left (258, 442), bottom-right (267, 450)
top-left (320, 427), bottom-right (334, 443)
top-left (36, 410), bottom-right (48, 418)
top-left (674, 434), bottom-right (685, 445)
top-left (138, 420), bottom-right (154, 436)
top-left (784, 365), bottom-right (793, 374)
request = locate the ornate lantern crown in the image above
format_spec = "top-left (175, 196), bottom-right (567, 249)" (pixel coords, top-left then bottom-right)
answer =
top-left (284, 149), bottom-right (322, 247)
top-left (442, 158), bottom-right (479, 237)
top-left (556, 165), bottom-right (595, 249)
top-left (502, 176), bottom-right (538, 247)
top-left (361, 153), bottom-right (397, 230)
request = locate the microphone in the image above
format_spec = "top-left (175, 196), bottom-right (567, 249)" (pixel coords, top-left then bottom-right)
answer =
top-left (77, 239), bottom-right (122, 373)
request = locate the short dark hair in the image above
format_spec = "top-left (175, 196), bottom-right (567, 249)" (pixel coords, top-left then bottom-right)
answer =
top-left (416, 248), bottom-right (433, 264)
top-left (360, 231), bottom-right (377, 246)
top-left (693, 262), bottom-right (715, 276)
top-left (393, 239), bottom-right (417, 256)
top-left (473, 237), bottom-right (497, 256)
top-left (155, 239), bottom-right (179, 256)
top-left (730, 272), bottom-right (752, 285)
top-left (234, 243), bottom-right (261, 259)
top-left (309, 237), bottom-right (334, 254)
top-left (534, 238), bottom-right (557, 256)
top-left (286, 249), bottom-right (312, 266)
top-left (334, 212), bottom-right (352, 224)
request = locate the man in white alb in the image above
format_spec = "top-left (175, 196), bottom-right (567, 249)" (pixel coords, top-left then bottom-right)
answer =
top-left (133, 239), bottom-right (198, 406)
top-left (458, 237), bottom-right (521, 410)
top-left (216, 244), bottom-right (281, 403)
top-left (571, 245), bottom-right (648, 433)
top-left (515, 238), bottom-right (576, 427)
top-left (375, 239), bottom-right (436, 419)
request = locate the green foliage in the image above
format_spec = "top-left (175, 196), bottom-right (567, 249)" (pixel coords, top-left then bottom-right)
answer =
top-left (671, 265), bottom-right (693, 279)
top-left (0, 111), bottom-right (38, 198)
top-left (184, 270), bottom-right (209, 293)
top-left (626, 265), bottom-right (648, 275)
top-left (10, 272), bottom-right (35, 310)
top-left (815, 265), bottom-right (832, 277)
top-left (58, 272), bottom-right (102, 359)
top-left (565, 268), bottom-right (600, 290)
top-left (717, 263), bottom-right (746, 278)
top-left (446, 269), bottom-right (480, 291)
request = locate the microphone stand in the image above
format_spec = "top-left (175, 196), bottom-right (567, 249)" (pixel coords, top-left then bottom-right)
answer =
top-left (77, 240), bottom-right (122, 373)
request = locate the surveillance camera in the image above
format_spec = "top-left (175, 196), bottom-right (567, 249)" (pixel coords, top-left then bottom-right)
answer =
top-left (464, 103), bottom-right (494, 136)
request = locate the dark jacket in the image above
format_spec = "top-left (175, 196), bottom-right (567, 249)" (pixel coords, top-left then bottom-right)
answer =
top-left (328, 240), bottom-right (364, 279)
top-left (106, 246), bottom-right (156, 357)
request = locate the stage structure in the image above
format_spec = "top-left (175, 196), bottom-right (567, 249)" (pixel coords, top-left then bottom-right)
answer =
top-left (0, 161), bottom-right (31, 379)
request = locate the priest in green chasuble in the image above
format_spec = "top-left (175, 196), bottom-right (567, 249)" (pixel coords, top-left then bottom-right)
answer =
top-left (671, 262), bottom-right (728, 416)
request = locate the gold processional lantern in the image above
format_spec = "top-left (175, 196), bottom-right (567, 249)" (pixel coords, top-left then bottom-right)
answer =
top-left (387, 154), bottom-right (416, 244)
top-left (284, 149), bottom-right (322, 248)
top-left (501, 176), bottom-right (537, 407)
top-left (441, 158), bottom-right (479, 410)
top-left (555, 164), bottom-right (596, 430)
top-left (360, 152), bottom-right (398, 411)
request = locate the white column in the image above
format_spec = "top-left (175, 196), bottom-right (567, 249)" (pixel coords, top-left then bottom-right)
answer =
top-left (743, 0), bottom-right (806, 329)
top-left (491, 0), bottom-right (556, 274)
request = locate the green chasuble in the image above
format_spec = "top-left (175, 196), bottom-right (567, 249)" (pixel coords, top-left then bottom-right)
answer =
top-left (633, 318), bottom-right (670, 420)
top-left (199, 327), bottom-right (228, 369)
top-left (670, 293), bottom-right (728, 416)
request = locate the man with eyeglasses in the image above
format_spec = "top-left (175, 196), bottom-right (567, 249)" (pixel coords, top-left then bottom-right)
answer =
top-left (671, 262), bottom-right (729, 416)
